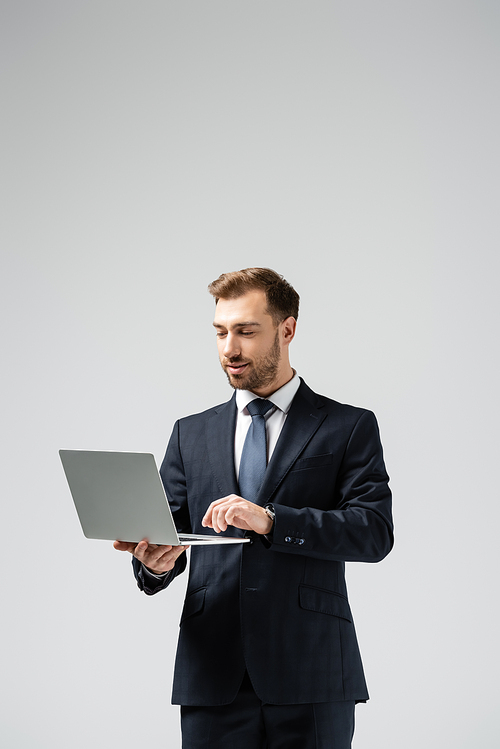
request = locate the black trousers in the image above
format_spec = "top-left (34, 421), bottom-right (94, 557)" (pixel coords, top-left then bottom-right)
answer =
top-left (181, 671), bottom-right (355, 749)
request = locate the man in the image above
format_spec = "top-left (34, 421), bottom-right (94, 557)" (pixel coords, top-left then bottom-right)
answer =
top-left (115, 268), bottom-right (393, 748)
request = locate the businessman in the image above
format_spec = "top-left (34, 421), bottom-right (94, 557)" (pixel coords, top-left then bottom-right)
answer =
top-left (115, 267), bottom-right (393, 748)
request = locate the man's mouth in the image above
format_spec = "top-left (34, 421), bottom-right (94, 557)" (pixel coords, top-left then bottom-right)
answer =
top-left (225, 362), bottom-right (249, 375)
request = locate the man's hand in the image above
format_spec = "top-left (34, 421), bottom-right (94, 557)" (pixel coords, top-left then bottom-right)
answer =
top-left (202, 495), bottom-right (273, 535)
top-left (113, 538), bottom-right (189, 575)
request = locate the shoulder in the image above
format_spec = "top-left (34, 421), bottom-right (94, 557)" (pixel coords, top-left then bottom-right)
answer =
top-left (297, 378), bottom-right (373, 420)
top-left (297, 379), bottom-right (377, 428)
top-left (176, 395), bottom-right (235, 427)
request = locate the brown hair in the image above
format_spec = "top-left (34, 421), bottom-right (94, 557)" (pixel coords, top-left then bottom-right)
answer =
top-left (208, 267), bottom-right (300, 324)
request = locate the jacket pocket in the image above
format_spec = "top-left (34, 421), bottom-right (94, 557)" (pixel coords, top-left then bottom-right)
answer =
top-left (180, 586), bottom-right (206, 625)
top-left (290, 453), bottom-right (333, 472)
top-left (299, 584), bottom-right (352, 622)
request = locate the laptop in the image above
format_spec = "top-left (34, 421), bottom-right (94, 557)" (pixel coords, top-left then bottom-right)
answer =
top-left (59, 449), bottom-right (249, 546)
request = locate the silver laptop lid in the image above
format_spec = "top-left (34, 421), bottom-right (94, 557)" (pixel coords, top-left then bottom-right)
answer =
top-left (59, 450), bottom-right (249, 546)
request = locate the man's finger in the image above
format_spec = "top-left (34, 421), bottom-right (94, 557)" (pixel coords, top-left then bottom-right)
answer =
top-left (142, 544), bottom-right (189, 574)
top-left (113, 540), bottom-right (136, 552)
top-left (146, 545), bottom-right (174, 566)
top-left (225, 506), bottom-right (237, 526)
top-left (214, 505), bottom-right (229, 533)
top-left (135, 540), bottom-right (151, 554)
top-left (202, 495), bottom-right (240, 527)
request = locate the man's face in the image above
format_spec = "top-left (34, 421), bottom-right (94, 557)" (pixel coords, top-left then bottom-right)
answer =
top-left (213, 290), bottom-right (289, 396)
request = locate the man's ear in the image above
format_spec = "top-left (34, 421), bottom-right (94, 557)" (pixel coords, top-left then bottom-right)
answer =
top-left (281, 316), bottom-right (297, 344)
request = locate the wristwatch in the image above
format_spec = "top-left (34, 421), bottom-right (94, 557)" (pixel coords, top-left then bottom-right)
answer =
top-left (264, 503), bottom-right (276, 530)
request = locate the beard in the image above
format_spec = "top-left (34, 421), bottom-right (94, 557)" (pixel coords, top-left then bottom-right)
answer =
top-left (221, 330), bottom-right (281, 392)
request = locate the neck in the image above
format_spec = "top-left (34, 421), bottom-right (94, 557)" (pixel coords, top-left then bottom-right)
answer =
top-left (250, 366), bottom-right (295, 398)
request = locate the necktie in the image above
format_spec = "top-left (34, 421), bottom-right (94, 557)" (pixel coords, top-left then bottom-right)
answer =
top-left (238, 398), bottom-right (275, 503)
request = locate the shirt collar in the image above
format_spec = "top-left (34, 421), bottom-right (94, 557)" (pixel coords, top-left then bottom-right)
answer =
top-left (235, 372), bottom-right (301, 414)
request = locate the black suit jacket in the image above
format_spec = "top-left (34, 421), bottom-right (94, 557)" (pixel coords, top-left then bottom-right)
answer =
top-left (133, 379), bottom-right (393, 706)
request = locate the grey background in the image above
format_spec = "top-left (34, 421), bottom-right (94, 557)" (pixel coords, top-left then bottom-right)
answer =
top-left (1, 1), bottom-right (498, 747)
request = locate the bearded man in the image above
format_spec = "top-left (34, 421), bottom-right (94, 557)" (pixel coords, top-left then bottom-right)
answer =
top-left (115, 267), bottom-right (393, 749)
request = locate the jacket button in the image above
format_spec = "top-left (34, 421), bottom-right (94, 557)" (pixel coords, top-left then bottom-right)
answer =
top-left (285, 536), bottom-right (292, 543)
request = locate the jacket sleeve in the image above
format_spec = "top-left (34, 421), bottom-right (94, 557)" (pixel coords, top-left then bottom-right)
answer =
top-left (133, 420), bottom-right (190, 595)
top-left (269, 410), bottom-right (394, 563)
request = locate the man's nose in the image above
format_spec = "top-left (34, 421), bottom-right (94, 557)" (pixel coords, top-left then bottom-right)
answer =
top-left (223, 333), bottom-right (240, 359)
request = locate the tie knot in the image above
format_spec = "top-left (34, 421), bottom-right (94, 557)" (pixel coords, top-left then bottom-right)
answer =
top-left (246, 398), bottom-right (274, 419)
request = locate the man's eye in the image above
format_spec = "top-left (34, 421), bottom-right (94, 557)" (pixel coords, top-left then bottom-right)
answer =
top-left (216, 332), bottom-right (227, 338)
top-left (241, 331), bottom-right (254, 336)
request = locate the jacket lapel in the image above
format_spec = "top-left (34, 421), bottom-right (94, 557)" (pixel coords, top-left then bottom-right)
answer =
top-left (206, 394), bottom-right (240, 497)
top-left (257, 380), bottom-right (327, 506)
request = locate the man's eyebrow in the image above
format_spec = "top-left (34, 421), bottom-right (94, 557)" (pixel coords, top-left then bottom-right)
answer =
top-left (212, 321), bottom-right (261, 329)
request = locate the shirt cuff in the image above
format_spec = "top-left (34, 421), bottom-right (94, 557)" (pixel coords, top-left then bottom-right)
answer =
top-left (142, 564), bottom-right (171, 580)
